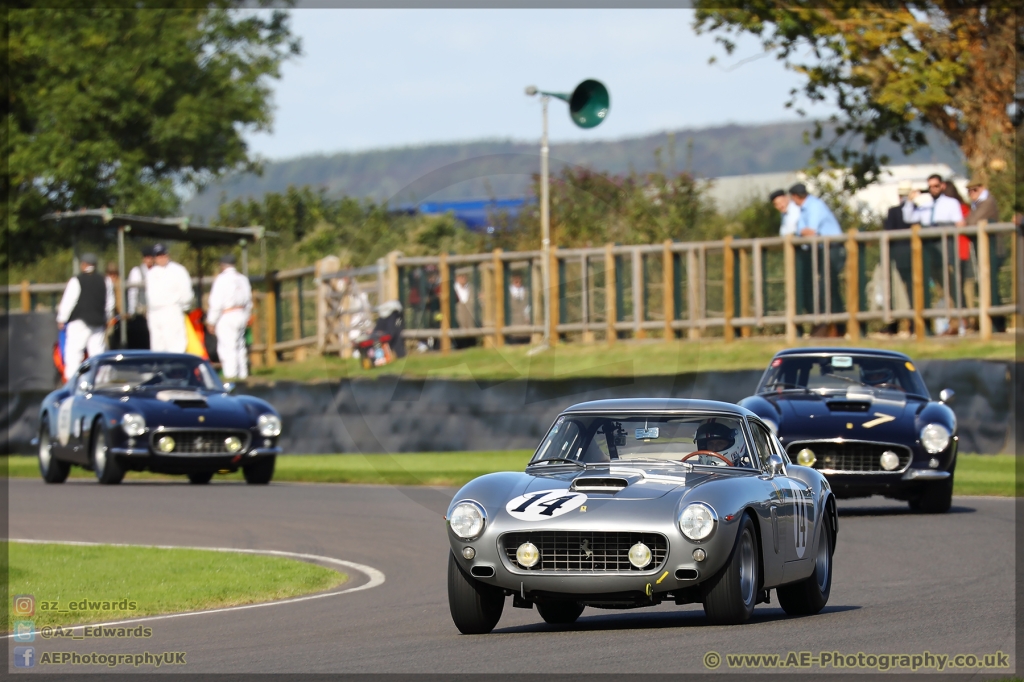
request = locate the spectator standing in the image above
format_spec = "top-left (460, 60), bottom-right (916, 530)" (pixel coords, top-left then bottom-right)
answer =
top-left (206, 253), bottom-right (253, 380)
top-left (880, 181), bottom-right (914, 333)
top-left (769, 189), bottom-right (801, 237)
top-left (127, 246), bottom-right (154, 316)
top-left (56, 253), bottom-right (114, 382)
top-left (964, 178), bottom-right (1004, 332)
top-left (145, 244), bottom-right (194, 353)
top-left (453, 271), bottom-right (476, 349)
top-left (789, 184), bottom-right (845, 335)
top-left (506, 272), bottom-right (531, 344)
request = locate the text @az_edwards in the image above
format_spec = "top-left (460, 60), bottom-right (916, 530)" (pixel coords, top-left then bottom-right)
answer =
top-left (703, 650), bottom-right (1011, 672)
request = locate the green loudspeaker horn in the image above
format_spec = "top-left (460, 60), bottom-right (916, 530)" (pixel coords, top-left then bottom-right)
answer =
top-left (542, 79), bottom-right (610, 129)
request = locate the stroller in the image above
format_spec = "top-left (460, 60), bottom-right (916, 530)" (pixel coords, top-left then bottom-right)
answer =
top-left (353, 300), bottom-right (405, 369)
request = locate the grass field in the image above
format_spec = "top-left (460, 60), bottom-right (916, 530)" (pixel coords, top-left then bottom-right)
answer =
top-left (246, 336), bottom-right (1016, 383)
top-left (3, 452), bottom-right (1015, 495)
top-left (5, 541), bottom-right (347, 630)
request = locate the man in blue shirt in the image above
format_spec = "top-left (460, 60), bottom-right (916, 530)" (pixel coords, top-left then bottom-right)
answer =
top-left (789, 184), bottom-right (847, 335)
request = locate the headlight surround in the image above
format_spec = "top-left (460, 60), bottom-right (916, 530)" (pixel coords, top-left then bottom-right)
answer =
top-left (449, 501), bottom-right (486, 540)
top-left (920, 423), bottom-right (951, 454)
top-left (678, 502), bottom-right (718, 541)
top-left (121, 413), bottom-right (146, 437)
top-left (257, 414), bottom-right (282, 438)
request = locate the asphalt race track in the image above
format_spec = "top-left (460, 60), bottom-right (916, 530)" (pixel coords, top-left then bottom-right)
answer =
top-left (7, 477), bottom-right (1016, 675)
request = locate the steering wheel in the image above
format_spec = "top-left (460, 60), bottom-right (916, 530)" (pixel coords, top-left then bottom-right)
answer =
top-left (681, 450), bottom-right (735, 467)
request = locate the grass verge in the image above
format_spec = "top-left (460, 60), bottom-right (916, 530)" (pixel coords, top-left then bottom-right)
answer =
top-left (247, 336), bottom-right (1015, 383)
top-left (3, 452), bottom-right (1014, 494)
top-left (5, 541), bottom-right (347, 630)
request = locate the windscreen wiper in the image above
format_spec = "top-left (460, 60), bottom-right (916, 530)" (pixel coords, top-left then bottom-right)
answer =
top-left (528, 457), bottom-right (586, 469)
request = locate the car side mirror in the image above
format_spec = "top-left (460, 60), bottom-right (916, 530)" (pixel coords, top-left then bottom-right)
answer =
top-left (768, 454), bottom-right (786, 478)
top-left (939, 388), bottom-right (955, 403)
top-left (223, 382), bottom-right (235, 393)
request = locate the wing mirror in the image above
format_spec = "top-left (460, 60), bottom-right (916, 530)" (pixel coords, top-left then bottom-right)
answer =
top-left (939, 388), bottom-right (955, 404)
top-left (768, 454), bottom-right (786, 478)
top-left (223, 382), bottom-right (235, 394)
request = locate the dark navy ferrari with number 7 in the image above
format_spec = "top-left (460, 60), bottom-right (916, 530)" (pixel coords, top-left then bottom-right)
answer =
top-left (35, 351), bottom-right (283, 485)
top-left (739, 348), bottom-right (958, 513)
top-left (445, 399), bottom-right (838, 634)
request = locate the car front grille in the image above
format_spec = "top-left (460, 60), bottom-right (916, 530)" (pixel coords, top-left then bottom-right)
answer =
top-left (150, 430), bottom-right (251, 455)
top-left (788, 441), bottom-right (911, 473)
top-left (500, 531), bottom-right (668, 572)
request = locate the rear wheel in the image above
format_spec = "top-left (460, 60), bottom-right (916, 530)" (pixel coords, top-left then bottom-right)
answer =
top-left (447, 552), bottom-right (504, 634)
top-left (536, 600), bottom-right (584, 625)
top-left (703, 514), bottom-right (759, 625)
top-left (777, 519), bottom-right (832, 616)
top-left (38, 421), bottom-right (70, 484)
top-left (187, 472), bottom-right (214, 485)
top-left (92, 421), bottom-right (124, 485)
top-left (911, 475), bottom-right (953, 514)
top-left (243, 456), bottom-right (275, 485)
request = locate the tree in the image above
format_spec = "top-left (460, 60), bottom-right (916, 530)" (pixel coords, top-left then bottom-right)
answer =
top-left (3, 3), bottom-right (300, 267)
top-left (693, 2), bottom-right (1018, 196)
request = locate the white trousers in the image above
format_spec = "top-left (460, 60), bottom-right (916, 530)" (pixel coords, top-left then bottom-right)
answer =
top-left (64, 319), bottom-right (106, 381)
top-left (215, 309), bottom-right (249, 379)
top-left (147, 307), bottom-right (187, 353)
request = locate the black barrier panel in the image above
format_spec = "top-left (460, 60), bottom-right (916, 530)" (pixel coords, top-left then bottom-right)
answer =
top-left (2, 312), bottom-right (59, 393)
top-left (1, 360), bottom-right (1014, 455)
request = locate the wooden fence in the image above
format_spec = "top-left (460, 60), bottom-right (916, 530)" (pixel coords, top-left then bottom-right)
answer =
top-left (4, 222), bottom-right (1020, 363)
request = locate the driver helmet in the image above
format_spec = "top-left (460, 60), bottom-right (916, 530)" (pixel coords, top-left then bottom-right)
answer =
top-left (695, 421), bottom-right (745, 464)
top-left (861, 366), bottom-right (895, 386)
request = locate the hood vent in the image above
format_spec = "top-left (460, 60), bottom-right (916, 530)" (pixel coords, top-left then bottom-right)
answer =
top-left (570, 477), bottom-right (629, 493)
top-left (825, 401), bottom-right (871, 412)
top-left (155, 390), bottom-right (208, 408)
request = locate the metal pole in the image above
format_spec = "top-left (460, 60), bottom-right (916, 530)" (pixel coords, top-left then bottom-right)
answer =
top-left (540, 95), bottom-right (551, 348)
top-left (117, 226), bottom-right (127, 346)
top-left (241, 243), bottom-right (249, 276)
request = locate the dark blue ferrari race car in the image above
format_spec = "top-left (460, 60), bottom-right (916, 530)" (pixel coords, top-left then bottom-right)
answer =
top-left (35, 351), bottom-right (283, 485)
top-left (740, 348), bottom-right (957, 513)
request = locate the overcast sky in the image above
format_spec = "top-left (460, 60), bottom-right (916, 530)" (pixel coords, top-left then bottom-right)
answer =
top-left (246, 9), bottom-right (832, 161)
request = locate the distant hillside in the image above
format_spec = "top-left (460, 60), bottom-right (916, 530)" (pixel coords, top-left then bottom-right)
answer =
top-left (184, 120), bottom-right (964, 221)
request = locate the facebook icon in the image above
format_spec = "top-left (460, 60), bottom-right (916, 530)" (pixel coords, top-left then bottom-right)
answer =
top-left (13, 646), bottom-right (35, 668)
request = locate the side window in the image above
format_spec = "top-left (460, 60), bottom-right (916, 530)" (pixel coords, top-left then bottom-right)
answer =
top-left (748, 420), bottom-right (775, 469)
top-left (74, 364), bottom-right (94, 394)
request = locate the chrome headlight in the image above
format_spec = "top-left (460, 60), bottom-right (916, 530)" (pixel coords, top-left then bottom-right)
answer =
top-left (257, 414), bottom-right (282, 437)
top-left (679, 502), bottom-right (718, 541)
top-left (920, 424), bottom-right (951, 454)
top-left (156, 436), bottom-right (175, 453)
top-left (121, 413), bottom-right (146, 437)
top-left (449, 501), bottom-right (486, 540)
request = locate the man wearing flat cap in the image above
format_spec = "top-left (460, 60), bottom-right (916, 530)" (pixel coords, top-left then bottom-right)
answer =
top-left (56, 253), bottom-right (115, 381)
top-left (206, 253), bottom-right (252, 379)
top-left (145, 243), bottom-right (194, 353)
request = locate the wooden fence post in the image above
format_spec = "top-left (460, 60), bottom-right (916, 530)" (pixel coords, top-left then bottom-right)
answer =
top-left (723, 236), bottom-right (734, 342)
top-left (977, 220), bottom-right (992, 340)
top-left (911, 224), bottom-right (926, 339)
top-left (687, 248), bottom-right (700, 339)
top-left (605, 243), bottom-right (616, 345)
top-left (439, 253), bottom-right (451, 354)
top-left (250, 294), bottom-right (263, 368)
top-left (492, 249), bottom-right (504, 347)
top-left (20, 280), bottom-right (30, 312)
top-left (845, 229), bottom-right (860, 340)
top-left (264, 272), bottom-right (277, 367)
top-left (291, 283), bottom-right (305, 361)
top-left (386, 251), bottom-right (400, 301)
top-left (739, 247), bottom-right (751, 338)
top-left (663, 240), bottom-right (674, 342)
top-left (550, 247), bottom-right (560, 345)
top-left (784, 236), bottom-right (797, 342)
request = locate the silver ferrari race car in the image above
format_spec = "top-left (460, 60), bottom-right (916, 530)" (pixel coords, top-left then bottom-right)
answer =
top-left (445, 399), bottom-right (838, 634)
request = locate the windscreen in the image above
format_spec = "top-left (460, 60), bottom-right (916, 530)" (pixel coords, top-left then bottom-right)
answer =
top-left (757, 354), bottom-right (929, 396)
top-left (93, 357), bottom-right (223, 392)
top-left (530, 414), bottom-right (755, 468)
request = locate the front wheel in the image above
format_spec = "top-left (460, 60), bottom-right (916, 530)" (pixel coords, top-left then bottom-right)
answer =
top-left (703, 514), bottom-right (759, 625)
top-left (38, 421), bottom-right (70, 484)
top-left (536, 600), bottom-right (584, 625)
top-left (777, 518), bottom-right (833, 616)
top-left (243, 456), bottom-right (275, 484)
top-left (911, 475), bottom-right (953, 514)
top-left (92, 422), bottom-right (125, 485)
top-left (187, 472), bottom-right (214, 485)
top-left (447, 552), bottom-right (504, 634)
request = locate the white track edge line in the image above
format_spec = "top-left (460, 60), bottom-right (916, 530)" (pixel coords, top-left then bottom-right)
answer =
top-left (3, 539), bottom-right (385, 640)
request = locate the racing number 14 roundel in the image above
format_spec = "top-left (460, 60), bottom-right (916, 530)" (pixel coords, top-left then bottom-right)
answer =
top-left (506, 490), bottom-right (588, 521)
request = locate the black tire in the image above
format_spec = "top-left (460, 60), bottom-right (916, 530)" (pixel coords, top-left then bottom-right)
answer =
top-left (38, 420), bottom-right (70, 484)
top-left (703, 514), bottom-right (759, 625)
top-left (776, 518), bottom-right (833, 616)
top-left (913, 475), bottom-right (953, 514)
top-left (187, 472), bottom-right (214, 485)
top-left (92, 421), bottom-right (124, 485)
top-left (243, 456), bottom-right (275, 485)
top-left (536, 600), bottom-right (584, 625)
top-left (447, 552), bottom-right (504, 634)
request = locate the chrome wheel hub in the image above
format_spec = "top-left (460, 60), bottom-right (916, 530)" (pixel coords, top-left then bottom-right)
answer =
top-left (39, 432), bottom-right (51, 471)
top-left (94, 436), bottom-right (107, 476)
